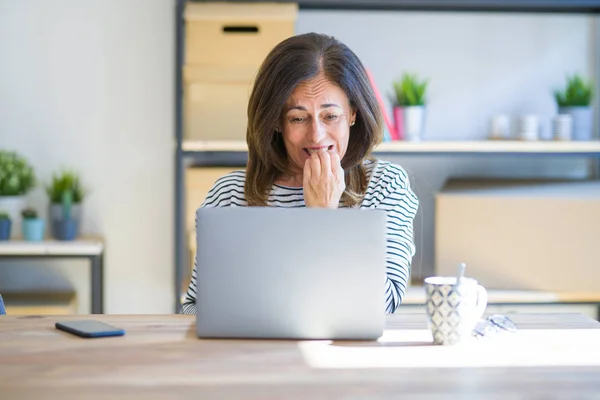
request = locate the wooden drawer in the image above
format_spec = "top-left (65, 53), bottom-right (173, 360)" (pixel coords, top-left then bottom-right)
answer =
top-left (183, 3), bottom-right (297, 140)
top-left (183, 67), bottom-right (252, 141)
top-left (185, 167), bottom-right (243, 232)
top-left (184, 2), bottom-right (297, 68)
top-left (185, 167), bottom-right (243, 273)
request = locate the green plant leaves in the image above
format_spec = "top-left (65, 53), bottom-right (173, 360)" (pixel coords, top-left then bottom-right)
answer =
top-left (0, 151), bottom-right (86, 205)
top-left (393, 73), bottom-right (429, 107)
top-left (46, 170), bottom-right (85, 204)
top-left (554, 74), bottom-right (594, 107)
top-left (0, 150), bottom-right (36, 196)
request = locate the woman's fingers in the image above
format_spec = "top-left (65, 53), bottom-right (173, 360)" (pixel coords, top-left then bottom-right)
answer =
top-left (309, 151), bottom-right (321, 179)
top-left (303, 155), bottom-right (312, 184)
top-left (318, 150), bottom-right (331, 178)
top-left (329, 150), bottom-right (342, 179)
top-left (302, 149), bottom-right (344, 208)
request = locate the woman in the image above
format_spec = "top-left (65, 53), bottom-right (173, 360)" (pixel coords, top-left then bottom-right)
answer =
top-left (182, 32), bottom-right (419, 315)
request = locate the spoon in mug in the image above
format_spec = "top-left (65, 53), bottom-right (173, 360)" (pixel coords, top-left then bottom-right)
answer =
top-left (456, 262), bottom-right (466, 286)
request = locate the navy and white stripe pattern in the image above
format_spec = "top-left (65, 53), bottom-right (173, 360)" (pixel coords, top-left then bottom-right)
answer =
top-left (181, 159), bottom-right (419, 315)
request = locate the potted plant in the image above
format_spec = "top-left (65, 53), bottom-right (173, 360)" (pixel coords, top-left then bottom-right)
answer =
top-left (392, 73), bottom-right (430, 141)
top-left (554, 74), bottom-right (594, 141)
top-left (21, 207), bottom-right (45, 242)
top-left (0, 212), bottom-right (11, 241)
top-left (46, 169), bottom-right (86, 241)
top-left (0, 150), bottom-right (36, 238)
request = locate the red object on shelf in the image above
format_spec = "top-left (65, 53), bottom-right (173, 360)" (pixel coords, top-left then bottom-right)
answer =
top-left (365, 68), bottom-right (400, 140)
top-left (393, 106), bottom-right (405, 141)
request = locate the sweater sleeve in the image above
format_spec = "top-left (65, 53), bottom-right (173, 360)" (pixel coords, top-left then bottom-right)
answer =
top-left (373, 164), bottom-right (419, 313)
top-left (180, 208), bottom-right (209, 314)
top-left (180, 171), bottom-right (245, 315)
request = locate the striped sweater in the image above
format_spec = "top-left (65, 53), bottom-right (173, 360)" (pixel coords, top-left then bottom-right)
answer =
top-left (182, 158), bottom-right (419, 315)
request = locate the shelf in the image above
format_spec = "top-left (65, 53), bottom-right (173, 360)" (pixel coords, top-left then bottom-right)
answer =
top-left (0, 238), bottom-right (104, 256)
top-left (182, 139), bottom-right (600, 156)
top-left (375, 140), bottom-right (600, 155)
top-left (187, 0), bottom-right (600, 13)
top-left (183, 140), bottom-right (248, 153)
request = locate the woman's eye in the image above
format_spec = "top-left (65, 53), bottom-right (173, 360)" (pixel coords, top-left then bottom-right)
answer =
top-left (326, 114), bottom-right (339, 121)
top-left (290, 117), bottom-right (304, 123)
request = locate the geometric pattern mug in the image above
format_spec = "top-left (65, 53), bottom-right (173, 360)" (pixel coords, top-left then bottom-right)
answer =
top-left (425, 277), bottom-right (488, 345)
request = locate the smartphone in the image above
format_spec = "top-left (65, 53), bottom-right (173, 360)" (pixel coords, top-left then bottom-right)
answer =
top-left (55, 320), bottom-right (125, 338)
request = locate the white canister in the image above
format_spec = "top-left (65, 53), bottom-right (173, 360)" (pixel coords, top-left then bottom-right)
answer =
top-left (517, 115), bottom-right (539, 141)
top-left (402, 106), bottom-right (426, 142)
top-left (489, 115), bottom-right (510, 140)
top-left (553, 114), bottom-right (573, 141)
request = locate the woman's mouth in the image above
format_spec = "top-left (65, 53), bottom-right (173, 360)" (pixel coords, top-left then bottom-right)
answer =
top-left (303, 145), bottom-right (333, 156)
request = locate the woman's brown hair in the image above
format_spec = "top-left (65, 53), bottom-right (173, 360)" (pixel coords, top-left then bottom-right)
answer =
top-left (245, 32), bottom-right (383, 207)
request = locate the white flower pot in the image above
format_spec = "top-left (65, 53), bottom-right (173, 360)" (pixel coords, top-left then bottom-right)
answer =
top-left (558, 106), bottom-right (593, 141)
top-left (402, 106), bottom-right (426, 142)
top-left (0, 196), bottom-right (26, 238)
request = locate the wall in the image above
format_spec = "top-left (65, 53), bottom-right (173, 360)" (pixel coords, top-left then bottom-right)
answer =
top-left (297, 11), bottom-right (596, 280)
top-left (0, 0), bottom-right (174, 313)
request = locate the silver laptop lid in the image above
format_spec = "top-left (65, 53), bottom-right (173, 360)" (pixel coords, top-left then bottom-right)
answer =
top-left (195, 207), bottom-right (387, 340)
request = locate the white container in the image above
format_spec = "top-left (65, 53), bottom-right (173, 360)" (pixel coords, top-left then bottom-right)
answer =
top-left (489, 115), bottom-right (510, 140)
top-left (553, 114), bottom-right (573, 141)
top-left (402, 106), bottom-right (426, 142)
top-left (517, 115), bottom-right (539, 141)
top-left (558, 106), bottom-right (592, 141)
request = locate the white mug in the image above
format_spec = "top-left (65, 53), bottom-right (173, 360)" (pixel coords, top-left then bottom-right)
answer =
top-left (553, 114), bottom-right (573, 141)
top-left (489, 115), bottom-right (510, 139)
top-left (517, 115), bottom-right (539, 141)
top-left (424, 277), bottom-right (488, 345)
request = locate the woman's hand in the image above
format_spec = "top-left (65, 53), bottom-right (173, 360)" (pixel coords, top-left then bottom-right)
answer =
top-left (303, 149), bottom-right (345, 208)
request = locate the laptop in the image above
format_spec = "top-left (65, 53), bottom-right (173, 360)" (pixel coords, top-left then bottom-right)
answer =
top-left (195, 206), bottom-right (387, 340)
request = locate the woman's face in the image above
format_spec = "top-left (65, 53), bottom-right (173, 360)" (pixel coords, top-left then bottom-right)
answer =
top-left (280, 74), bottom-right (356, 174)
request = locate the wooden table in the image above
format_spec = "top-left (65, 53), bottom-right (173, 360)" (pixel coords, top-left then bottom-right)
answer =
top-left (1, 314), bottom-right (600, 399)
top-left (0, 238), bottom-right (104, 313)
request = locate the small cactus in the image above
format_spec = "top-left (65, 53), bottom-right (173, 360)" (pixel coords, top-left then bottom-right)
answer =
top-left (21, 207), bottom-right (38, 220)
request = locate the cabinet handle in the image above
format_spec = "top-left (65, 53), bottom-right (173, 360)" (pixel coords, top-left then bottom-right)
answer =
top-left (222, 26), bottom-right (259, 34)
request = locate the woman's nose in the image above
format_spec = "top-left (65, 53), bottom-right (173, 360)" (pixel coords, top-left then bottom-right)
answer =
top-left (309, 119), bottom-right (327, 142)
